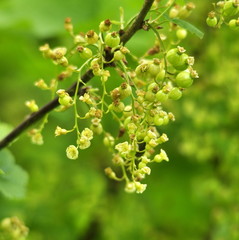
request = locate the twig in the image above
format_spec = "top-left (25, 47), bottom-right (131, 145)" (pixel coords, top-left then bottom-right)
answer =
top-left (0, 0), bottom-right (154, 150)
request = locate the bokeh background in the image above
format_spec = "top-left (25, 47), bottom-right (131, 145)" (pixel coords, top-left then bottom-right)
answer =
top-left (0, 0), bottom-right (239, 239)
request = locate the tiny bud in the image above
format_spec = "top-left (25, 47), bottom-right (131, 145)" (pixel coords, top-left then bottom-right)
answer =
top-left (64, 17), bottom-right (73, 33)
top-left (25, 100), bottom-right (39, 112)
top-left (86, 30), bottom-right (99, 44)
top-left (55, 126), bottom-right (68, 136)
top-left (104, 167), bottom-right (117, 179)
top-left (154, 149), bottom-right (169, 163)
top-left (35, 79), bottom-right (49, 90)
top-left (99, 19), bottom-right (112, 32)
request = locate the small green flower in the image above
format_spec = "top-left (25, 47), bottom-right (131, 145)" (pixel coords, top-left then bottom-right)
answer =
top-left (115, 141), bottom-right (131, 156)
top-left (66, 145), bottom-right (78, 160)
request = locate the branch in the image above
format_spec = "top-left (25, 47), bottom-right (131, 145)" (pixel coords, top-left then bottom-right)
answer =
top-left (120, 0), bottom-right (154, 44)
top-left (0, 0), bottom-right (154, 150)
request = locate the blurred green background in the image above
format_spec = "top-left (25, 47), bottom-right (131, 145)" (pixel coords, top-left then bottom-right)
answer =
top-left (0, 0), bottom-right (239, 239)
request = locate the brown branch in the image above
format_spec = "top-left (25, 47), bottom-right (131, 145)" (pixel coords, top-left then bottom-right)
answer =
top-left (120, 0), bottom-right (154, 45)
top-left (0, 0), bottom-right (154, 150)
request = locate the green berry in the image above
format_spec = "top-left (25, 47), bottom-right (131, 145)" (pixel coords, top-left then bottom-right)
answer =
top-left (145, 91), bottom-right (156, 102)
top-left (135, 63), bottom-right (149, 78)
top-left (77, 46), bottom-right (92, 59)
top-left (166, 47), bottom-right (188, 70)
top-left (99, 19), bottom-right (112, 32)
top-left (148, 59), bottom-right (161, 77)
top-left (229, 19), bottom-right (239, 30)
top-left (114, 50), bottom-right (125, 61)
top-left (156, 90), bottom-right (168, 102)
top-left (105, 32), bottom-right (120, 48)
top-left (175, 70), bottom-right (193, 88)
top-left (176, 28), bottom-right (187, 40)
top-left (86, 30), bottom-right (99, 44)
top-left (156, 69), bottom-right (166, 82)
top-left (206, 17), bottom-right (218, 27)
top-left (154, 115), bottom-right (164, 126)
top-left (119, 83), bottom-right (132, 99)
top-left (168, 87), bottom-right (182, 100)
top-left (147, 82), bottom-right (159, 92)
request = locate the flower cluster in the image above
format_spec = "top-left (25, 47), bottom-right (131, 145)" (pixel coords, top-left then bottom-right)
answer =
top-left (29, 0), bottom-right (199, 193)
top-left (206, 0), bottom-right (239, 30)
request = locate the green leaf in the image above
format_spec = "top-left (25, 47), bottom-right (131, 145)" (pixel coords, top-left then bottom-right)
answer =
top-left (164, 15), bottom-right (204, 39)
top-left (0, 149), bottom-right (28, 199)
top-left (0, 122), bottom-right (13, 140)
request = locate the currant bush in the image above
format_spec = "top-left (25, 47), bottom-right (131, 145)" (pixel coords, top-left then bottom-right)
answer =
top-left (20, 0), bottom-right (202, 194)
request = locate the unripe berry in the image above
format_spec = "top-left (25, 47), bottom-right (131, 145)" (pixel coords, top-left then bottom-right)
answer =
top-left (145, 90), bottom-right (156, 102)
top-left (114, 50), bottom-right (125, 61)
top-left (229, 19), bottom-right (239, 30)
top-left (166, 47), bottom-right (188, 70)
top-left (176, 28), bottom-right (187, 40)
top-left (168, 87), bottom-right (182, 100)
top-left (156, 90), bottom-right (168, 102)
top-left (147, 82), bottom-right (159, 92)
top-left (99, 19), bottom-right (112, 32)
top-left (148, 59), bottom-right (161, 77)
top-left (86, 30), bottom-right (99, 44)
top-left (105, 32), bottom-right (120, 48)
top-left (169, 6), bottom-right (179, 18)
top-left (175, 70), bottom-right (193, 88)
top-left (77, 46), bottom-right (92, 59)
top-left (154, 115), bottom-right (164, 126)
top-left (156, 69), bottom-right (166, 82)
top-left (178, 2), bottom-right (195, 19)
top-left (206, 12), bottom-right (218, 27)
top-left (119, 82), bottom-right (132, 99)
top-left (135, 63), bottom-right (149, 78)
top-left (103, 134), bottom-right (115, 147)
top-left (109, 101), bottom-right (125, 112)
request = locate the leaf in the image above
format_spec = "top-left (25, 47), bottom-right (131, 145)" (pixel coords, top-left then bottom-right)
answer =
top-left (164, 15), bottom-right (204, 39)
top-left (0, 149), bottom-right (28, 199)
top-left (0, 122), bottom-right (13, 140)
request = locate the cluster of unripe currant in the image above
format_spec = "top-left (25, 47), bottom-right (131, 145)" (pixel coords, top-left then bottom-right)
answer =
top-left (0, 217), bottom-right (29, 240)
top-left (206, 0), bottom-right (239, 30)
top-left (25, 0), bottom-right (199, 193)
